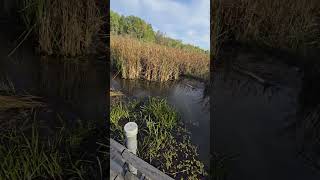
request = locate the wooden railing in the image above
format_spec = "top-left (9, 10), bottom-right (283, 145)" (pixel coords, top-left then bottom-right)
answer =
top-left (110, 122), bottom-right (173, 180)
top-left (110, 138), bottom-right (174, 180)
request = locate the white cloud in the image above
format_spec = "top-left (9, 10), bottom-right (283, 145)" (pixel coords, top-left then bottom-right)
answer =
top-left (111, 0), bottom-right (210, 50)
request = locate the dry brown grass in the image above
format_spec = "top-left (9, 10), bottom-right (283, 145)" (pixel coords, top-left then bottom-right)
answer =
top-left (217, 0), bottom-right (320, 52)
top-left (111, 35), bottom-right (209, 82)
top-left (22, 0), bottom-right (103, 57)
top-left (211, 0), bottom-right (218, 58)
top-left (0, 95), bottom-right (45, 112)
top-left (110, 89), bottom-right (124, 97)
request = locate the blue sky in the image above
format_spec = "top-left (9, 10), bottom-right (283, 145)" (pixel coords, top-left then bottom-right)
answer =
top-left (110, 0), bottom-right (210, 50)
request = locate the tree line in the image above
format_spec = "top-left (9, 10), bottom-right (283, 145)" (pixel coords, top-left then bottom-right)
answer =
top-left (110, 10), bottom-right (209, 54)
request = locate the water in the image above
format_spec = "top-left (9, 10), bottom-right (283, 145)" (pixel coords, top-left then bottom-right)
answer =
top-left (213, 51), bottom-right (320, 180)
top-left (111, 76), bottom-right (210, 168)
top-left (0, 25), bottom-right (107, 127)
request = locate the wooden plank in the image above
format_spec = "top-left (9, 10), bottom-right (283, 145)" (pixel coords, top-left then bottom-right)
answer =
top-left (111, 170), bottom-right (123, 180)
top-left (124, 171), bottom-right (140, 180)
top-left (110, 159), bottom-right (125, 175)
top-left (110, 147), bottom-right (126, 168)
top-left (122, 150), bottom-right (174, 180)
top-left (110, 138), bottom-right (174, 180)
top-left (110, 138), bottom-right (127, 153)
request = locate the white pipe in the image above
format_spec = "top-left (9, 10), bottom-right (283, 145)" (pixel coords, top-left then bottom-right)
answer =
top-left (124, 122), bottom-right (138, 175)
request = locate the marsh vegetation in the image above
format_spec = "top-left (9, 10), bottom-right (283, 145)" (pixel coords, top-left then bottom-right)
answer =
top-left (110, 97), bottom-right (206, 179)
top-left (0, 110), bottom-right (108, 179)
top-left (0, 80), bottom-right (108, 179)
top-left (0, 25), bottom-right (108, 178)
top-left (111, 35), bottom-right (209, 81)
top-left (13, 0), bottom-right (105, 57)
top-left (216, 0), bottom-right (320, 53)
top-left (212, 0), bottom-right (320, 179)
top-left (110, 11), bottom-right (210, 82)
top-left (1, 1), bottom-right (109, 179)
top-left (109, 9), bottom-right (210, 179)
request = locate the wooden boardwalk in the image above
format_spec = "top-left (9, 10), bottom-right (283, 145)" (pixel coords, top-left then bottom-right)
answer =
top-left (110, 139), bottom-right (174, 180)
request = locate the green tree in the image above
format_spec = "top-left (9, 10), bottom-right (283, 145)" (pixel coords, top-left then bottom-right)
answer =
top-left (110, 10), bottom-right (120, 34)
top-left (110, 10), bottom-right (209, 54)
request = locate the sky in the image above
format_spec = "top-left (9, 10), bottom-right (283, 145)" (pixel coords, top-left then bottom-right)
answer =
top-left (110, 0), bottom-right (210, 50)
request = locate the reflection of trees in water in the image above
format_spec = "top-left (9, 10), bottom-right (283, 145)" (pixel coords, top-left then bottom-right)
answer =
top-left (39, 57), bottom-right (108, 121)
top-left (201, 82), bottom-right (210, 110)
top-left (175, 81), bottom-right (210, 112)
top-left (39, 57), bottom-right (106, 103)
top-left (117, 78), bottom-right (175, 96)
top-left (114, 77), bottom-right (211, 112)
top-left (40, 57), bottom-right (88, 101)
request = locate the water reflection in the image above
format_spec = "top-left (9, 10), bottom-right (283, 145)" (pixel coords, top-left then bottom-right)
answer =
top-left (38, 57), bottom-right (107, 121)
top-left (213, 54), bottom-right (320, 180)
top-left (0, 41), bottom-right (107, 123)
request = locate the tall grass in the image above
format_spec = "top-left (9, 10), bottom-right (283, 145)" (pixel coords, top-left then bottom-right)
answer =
top-left (0, 113), bottom-right (107, 179)
top-left (217, 0), bottom-right (320, 52)
top-left (20, 0), bottom-right (103, 56)
top-left (111, 35), bottom-right (209, 81)
top-left (211, 0), bottom-right (219, 59)
top-left (0, 91), bottom-right (107, 179)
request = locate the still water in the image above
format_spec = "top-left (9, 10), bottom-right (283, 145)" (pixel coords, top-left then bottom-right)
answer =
top-left (0, 27), bottom-right (107, 125)
top-left (213, 51), bottom-right (320, 180)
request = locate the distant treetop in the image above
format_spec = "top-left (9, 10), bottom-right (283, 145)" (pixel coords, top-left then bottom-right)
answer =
top-left (110, 10), bottom-right (209, 54)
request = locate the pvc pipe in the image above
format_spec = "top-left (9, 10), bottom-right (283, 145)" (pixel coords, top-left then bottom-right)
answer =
top-left (124, 122), bottom-right (138, 175)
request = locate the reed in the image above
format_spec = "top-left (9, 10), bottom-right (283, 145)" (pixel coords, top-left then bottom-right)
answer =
top-left (218, 0), bottom-right (320, 52)
top-left (111, 35), bottom-right (209, 81)
top-left (20, 0), bottom-right (103, 56)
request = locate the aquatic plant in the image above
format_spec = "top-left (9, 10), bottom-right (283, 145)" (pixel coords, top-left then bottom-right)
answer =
top-left (111, 35), bottom-right (210, 81)
top-left (217, 0), bottom-right (320, 52)
top-left (141, 98), bottom-right (178, 130)
top-left (110, 97), bottom-right (207, 179)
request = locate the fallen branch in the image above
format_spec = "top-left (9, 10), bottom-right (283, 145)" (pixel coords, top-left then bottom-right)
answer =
top-left (232, 65), bottom-right (274, 86)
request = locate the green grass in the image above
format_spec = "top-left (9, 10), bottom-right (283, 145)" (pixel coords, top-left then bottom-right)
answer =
top-left (0, 127), bottom-right (62, 179)
top-left (110, 97), bottom-right (206, 179)
top-left (0, 109), bottom-right (107, 180)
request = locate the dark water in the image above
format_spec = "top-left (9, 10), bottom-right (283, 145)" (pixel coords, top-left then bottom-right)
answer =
top-left (213, 53), bottom-right (320, 180)
top-left (0, 26), bottom-right (107, 126)
top-left (111, 76), bottom-right (210, 168)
